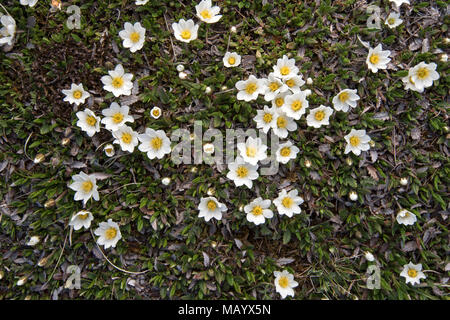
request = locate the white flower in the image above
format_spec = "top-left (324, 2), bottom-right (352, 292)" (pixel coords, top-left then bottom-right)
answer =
top-left (138, 128), bottom-right (171, 159)
top-left (272, 111), bottom-right (297, 139)
top-left (306, 105), bottom-right (333, 128)
top-left (150, 106), bottom-right (162, 119)
top-left (244, 198), bottom-right (273, 225)
top-left (237, 137), bottom-right (267, 166)
top-left (274, 270), bottom-right (298, 299)
top-left (103, 144), bottom-right (115, 157)
top-left (344, 129), bottom-right (371, 156)
top-left (203, 143), bottom-right (215, 154)
top-left (176, 64), bottom-right (184, 72)
top-left (272, 55), bottom-right (299, 79)
top-left (178, 71), bottom-right (188, 79)
top-left (230, 26), bottom-right (237, 33)
top-left (235, 75), bottom-right (265, 101)
top-left (400, 262), bottom-right (426, 285)
top-left (26, 236), bottom-right (40, 246)
top-left (94, 219), bottom-right (122, 249)
top-left (332, 89), bottom-right (360, 112)
top-left (409, 62), bottom-right (440, 91)
top-left (262, 73), bottom-right (288, 101)
top-left (349, 191), bottom-right (358, 201)
top-left (273, 189), bottom-right (304, 218)
top-left (283, 75), bottom-right (305, 94)
top-left (306, 77), bottom-right (313, 85)
top-left (365, 251), bottom-right (375, 262)
top-left (396, 209), bottom-right (417, 226)
top-left (172, 19), bottom-right (199, 43)
top-left (69, 172), bottom-right (100, 206)
top-left (366, 44), bottom-right (391, 73)
top-left (385, 12), bottom-right (403, 29)
top-left (400, 177), bottom-right (408, 186)
top-left (271, 92), bottom-right (289, 109)
top-left (161, 177), bottom-right (171, 185)
top-left (198, 196), bottom-right (227, 222)
top-left (76, 108), bottom-right (101, 137)
top-left (69, 211), bottom-right (94, 231)
top-left (205, 86), bottom-right (212, 94)
top-left (0, 15), bottom-right (16, 46)
top-left (276, 141), bottom-right (299, 164)
top-left (223, 51), bottom-right (241, 68)
top-left (253, 105), bottom-right (277, 134)
top-left (20, 0), bottom-right (38, 7)
top-left (119, 22), bottom-right (146, 53)
top-left (195, 0), bottom-right (222, 24)
top-left (390, 0), bottom-right (410, 7)
top-left (101, 102), bottom-right (134, 131)
top-left (226, 156), bottom-right (259, 189)
top-left (135, 0), bottom-right (149, 5)
top-left (101, 64), bottom-right (134, 97)
top-left (17, 276), bottom-right (28, 286)
top-left (112, 125), bottom-right (139, 153)
top-left (282, 92), bottom-right (309, 120)
top-left (62, 83), bottom-right (90, 106)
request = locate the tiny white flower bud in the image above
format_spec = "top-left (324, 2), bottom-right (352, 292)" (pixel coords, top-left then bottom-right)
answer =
top-left (27, 236), bottom-right (40, 246)
top-left (306, 77), bottom-right (313, 85)
top-left (304, 159), bottom-right (311, 168)
top-left (17, 276), bottom-right (28, 286)
top-left (400, 177), bottom-right (408, 186)
top-left (205, 86), bottom-right (212, 94)
top-left (346, 158), bottom-right (353, 166)
top-left (190, 166), bottom-right (198, 173)
top-left (176, 64), bottom-right (185, 72)
top-left (207, 187), bottom-right (215, 196)
top-left (103, 144), bottom-right (115, 157)
top-left (178, 71), bottom-right (187, 79)
top-left (221, 85), bottom-right (227, 91)
top-left (349, 191), bottom-right (358, 201)
top-left (34, 153), bottom-right (45, 164)
top-left (365, 251), bottom-right (375, 262)
top-left (303, 89), bottom-right (312, 96)
top-left (203, 143), bottom-right (215, 154)
top-left (161, 177), bottom-right (171, 186)
top-left (230, 26), bottom-right (237, 33)
top-left (440, 53), bottom-right (448, 62)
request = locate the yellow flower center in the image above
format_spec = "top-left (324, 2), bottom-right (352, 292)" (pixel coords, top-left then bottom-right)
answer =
top-left (275, 97), bottom-right (284, 107)
top-left (86, 116), bottom-right (97, 126)
top-left (280, 147), bottom-right (291, 157)
top-left (112, 77), bottom-right (124, 89)
top-left (245, 82), bottom-right (258, 94)
top-left (105, 227), bottom-right (117, 240)
top-left (339, 91), bottom-right (349, 102)
top-left (282, 197), bottom-right (293, 208)
top-left (121, 132), bottom-right (132, 144)
top-left (78, 213), bottom-right (89, 220)
top-left (314, 110), bottom-right (325, 121)
top-left (181, 30), bottom-right (191, 40)
top-left (151, 137), bottom-right (163, 150)
top-left (280, 66), bottom-right (290, 76)
top-left (72, 90), bottom-right (82, 99)
top-left (349, 136), bottom-right (360, 147)
top-left (246, 146), bottom-right (257, 158)
top-left (236, 166), bottom-right (249, 178)
top-left (105, 147), bottom-right (113, 154)
top-left (152, 109), bottom-right (160, 117)
top-left (228, 56), bottom-right (236, 65)
top-left (112, 112), bottom-right (124, 124)
top-left (82, 181), bottom-right (93, 193)
top-left (407, 268), bottom-right (417, 278)
top-left (291, 100), bottom-right (302, 111)
top-left (388, 18), bottom-right (396, 25)
top-left (285, 79), bottom-right (295, 87)
top-left (278, 276), bottom-right (289, 288)
top-left (130, 31), bottom-right (140, 43)
top-left (416, 67), bottom-right (429, 80)
top-left (277, 116), bottom-right (287, 129)
top-left (369, 54), bottom-right (379, 65)
top-left (263, 113), bottom-right (273, 123)
top-left (200, 9), bottom-right (212, 19)
top-left (207, 200), bottom-right (217, 211)
top-left (269, 81), bottom-right (280, 92)
top-left (252, 206), bottom-right (263, 216)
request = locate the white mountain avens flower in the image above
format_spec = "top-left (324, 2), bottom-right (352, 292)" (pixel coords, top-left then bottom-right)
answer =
top-left (400, 262), bottom-right (426, 285)
top-left (272, 110), bottom-right (297, 139)
top-left (366, 44), bottom-right (391, 73)
top-left (101, 102), bottom-right (134, 131)
top-left (253, 105), bottom-right (277, 134)
top-left (20, 0), bottom-right (38, 7)
top-left (195, 0), bottom-right (222, 24)
top-left (103, 144), bottom-right (115, 157)
top-left (138, 128), bottom-right (171, 159)
top-left (272, 55), bottom-right (299, 79)
top-left (273, 189), bottom-right (304, 218)
top-left (69, 211), bottom-right (94, 231)
top-left (271, 92), bottom-right (289, 109)
top-left (112, 125), bottom-right (139, 153)
top-left (119, 22), bottom-right (146, 53)
top-left (76, 108), bottom-right (101, 137)
top-left (276, 141), bottom-right (299, 164)
top-left (332, 89), bottom-right (360, 112)
top-left (237, 136), bottom-right (267, 166)
top-left (244, 197), bottom-right (273, 225)
top-left (306, 105), bottom-right (333, 128)
top-left (263, 73), bottom-right (288, 101)
top-left (396, 209), bottom-right (417, 226)
top-left (226, 156), bottom-right (259, 189)
top-left (223, 51), bottom-right (241, 68)
top-left (235, 75), bottom-right (265, 101)
top-left (198, 196), bottom-right (227, 222)
top-left (0, 15), bottom-right (16, 46)
top-left (385, 12), bottom-right (403, 29)
top-left (344, 129), bottom-right (371, 156)
top-left (409, 62), bottom-right (440, 91)
top-left (94, 219), bottom-right (122, 249)
top-left (172, 19), bottom-right (199, 43)
top-left (62, 83), bottom-right (90, 106)
top-left (69, 172), bottom-right (99, 206)
top-left (282, 92), bottom-right (309, 120)
top-left (274, 270), bottom-right (298, 299)
top-left (283, 75), bottom-right (305, 94)
top-left (150, 106), bottom-right (162, 119)
top-left (101, 64), bottom-right (134, 97)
